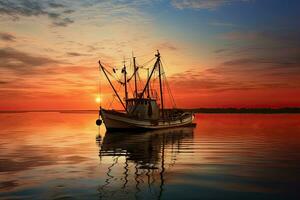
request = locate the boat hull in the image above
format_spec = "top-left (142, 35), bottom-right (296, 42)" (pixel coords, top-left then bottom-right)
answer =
top-left (100, 109), bottom-right (194, 131)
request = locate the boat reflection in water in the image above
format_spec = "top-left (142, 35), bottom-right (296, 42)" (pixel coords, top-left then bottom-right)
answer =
top-left (96, 126), bottom-right (195, 199)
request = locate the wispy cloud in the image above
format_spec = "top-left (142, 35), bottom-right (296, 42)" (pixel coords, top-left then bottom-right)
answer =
top-left (215, 29), bottom-right (300, 74)
top-left (0, 0), bottom-right (74, 27)
top-left (221, 58), bottom-right (300, 69)
top-left (171, 0), bottom-right (249, 10)
top-left (209, 21), bottom-right (236, 27)
top-left (0, 32), bottom-right (16, 42)
top-left (156, 42), bottom-right (179, 51)
top-left (0, 47), bottom-right (61, 71)
top-left (66, 52), bottom-right (91, 57)
top-left (0, 0), bottom-right (158, 29)
top-left (48, 2), bottom-right (66, 8)
top-left (169, 62), bottom-right (300, 94)
top-left (219, 31), bottom-right (260, 40)
top-left (52, 17), bottom-right (74, 27)
top-left (219, 30), bottom-right (300, 44)
top-left (0, 0), bottom-right (46, 18)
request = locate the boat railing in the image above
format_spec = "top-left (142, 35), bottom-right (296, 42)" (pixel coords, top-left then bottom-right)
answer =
top-left (161, 110), bottom-right (192, 121)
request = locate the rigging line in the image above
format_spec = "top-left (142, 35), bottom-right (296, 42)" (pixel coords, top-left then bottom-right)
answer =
top-left (114, 69), bottom-right (122, 83)
top-left (117, 52), bottom-right (153, 63)
top-left (127, 67), bottom-right (139, 82)
top-left (163, 72), bottom-right (176, 108)
top-left (137, 72), bottom-right (144, 91)
top-left (134, 52), bottom-right (155, 58)
top-left (102, 64), bottom-right (124, 84)
top-left (122, 52), bottom-right (154, 61)
top-left (108, 83), bottom-right (122, 109)
top-left (108, 96), bottom-right (115, 110)
top-left (137, 58), bottom-right (156, 92)
top-left (128, 81), bottom-right (134, 96)
top-left (138, 57), bottom-right (156, 69)
top-left (161, 59), bottom-right (177, 108)
top-left (115, 56), bottom-right (132, 63)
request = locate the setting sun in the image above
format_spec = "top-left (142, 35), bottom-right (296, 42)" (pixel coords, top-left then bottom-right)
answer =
top-left (95, 96), bottom-right (101, 103)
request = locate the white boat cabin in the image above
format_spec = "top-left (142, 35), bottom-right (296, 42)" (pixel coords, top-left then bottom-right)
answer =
top-left (127, 98), bottom-right (160, 120)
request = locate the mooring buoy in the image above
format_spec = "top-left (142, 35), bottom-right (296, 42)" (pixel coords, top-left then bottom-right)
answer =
top-left (96, 119), bottom-right (102, 126)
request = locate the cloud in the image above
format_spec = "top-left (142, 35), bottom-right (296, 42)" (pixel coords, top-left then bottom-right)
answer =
top-left (169, 70), bottom-right (259, 93)
top-left (0, 0), bottom-right (46, 18)
top-left (214, 48), bottom-right (228, 53)
top-left (156, 42), bottom-right (178, 51)
top-left (47, 12), bottom-right (60, 19)
top-left (0, 47), bottom-right (61, 71)
top-left (48, 2), bottom-right (65, 8)
top-left (0, 32), bottom-right (16, 42)
top-left (0, 0), bottom-right (158, 29)
top-left (219, 31), bottom-right (260, 40)
top-left (171, 0), bottom-right (249, 10)
top-left (169, 65), bottom-right (299, 94)
top-left (221, 58), bottom-right (300, 69)
top-left (219, 30), bottom-right (300, 45)
top-left (169, 48), bottom-right (300, 94)
top-left (0, 0), bottom-right (74, 27)
top-left (209, 21), bottom-right (236, 27)
top-left (0, 180), bottom-right (19, 191)
top-left (63, 9), bottom-right (75, 14)
top-left (0, 81), bottom-right (9, 84)
top-left (216, 29), bottom-right (300, 74)
top-left (52, 17), bottom-right (74, 27)
top-left (222, 58), bottom-right (256, 66)
top-left (66, 52), bottom-right (91, 57)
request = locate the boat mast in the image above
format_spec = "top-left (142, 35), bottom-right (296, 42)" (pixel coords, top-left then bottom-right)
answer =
top-left (147, 68), bottom-right (150, 98)
top-left (157, 51), bottom-right (164, 118)
top-left (133, 56), bottom-right (138, 98)
top-left (123, 61), bottom-right (128, 111)
top-left (131, 51), bottom-right (164, 114)
top-left (138, 52), bottom-right (160, 100)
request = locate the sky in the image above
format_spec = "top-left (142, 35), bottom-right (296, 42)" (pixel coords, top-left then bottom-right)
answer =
top-left (0, 0), bottom-right (300, 110)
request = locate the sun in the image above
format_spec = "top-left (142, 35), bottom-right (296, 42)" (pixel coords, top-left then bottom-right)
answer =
top-left (95, 96), bottom-right (101, 103)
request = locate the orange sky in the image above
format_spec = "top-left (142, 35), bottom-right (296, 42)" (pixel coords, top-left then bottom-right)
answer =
top-left (0, 0), bottom-right (300, 110)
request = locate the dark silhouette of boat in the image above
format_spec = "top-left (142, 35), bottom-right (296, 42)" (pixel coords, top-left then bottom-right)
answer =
top-left (97, 51), bottom-right (194, 131)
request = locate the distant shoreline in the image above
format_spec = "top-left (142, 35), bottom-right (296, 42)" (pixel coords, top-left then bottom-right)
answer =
top-left (1, 108), bottom-right (300, 114)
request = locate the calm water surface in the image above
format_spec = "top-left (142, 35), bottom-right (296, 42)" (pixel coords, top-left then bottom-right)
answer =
top-left (0, 113), bottom-right (299, 199)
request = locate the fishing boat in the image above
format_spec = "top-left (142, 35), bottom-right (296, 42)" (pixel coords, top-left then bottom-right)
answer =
top-left (97, 51), bottom-right (195, 131)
